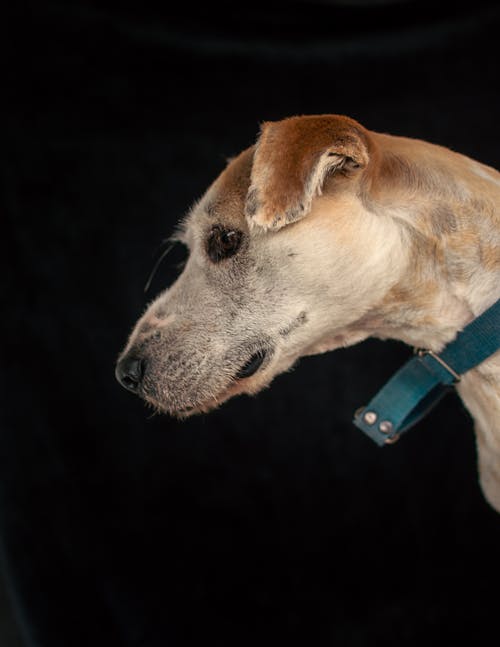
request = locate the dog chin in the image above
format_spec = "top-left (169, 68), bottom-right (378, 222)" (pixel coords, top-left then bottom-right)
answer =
top-left (144, 371), bottom-right (274, 419)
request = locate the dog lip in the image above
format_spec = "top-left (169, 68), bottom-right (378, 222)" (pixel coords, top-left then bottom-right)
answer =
top-left (144, 346), bottom-right (274, 417)
top-left (176, 404), bottom-right (197, 416)
top-left (235, 350), bottom-right (267, 380)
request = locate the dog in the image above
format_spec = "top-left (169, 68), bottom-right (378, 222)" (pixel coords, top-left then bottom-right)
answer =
top-left (116, 114), bottom-right (500, 512)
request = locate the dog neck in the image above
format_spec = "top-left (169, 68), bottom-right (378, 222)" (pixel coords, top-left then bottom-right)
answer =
top-left (356, 140), bottom-right (500, 511)
top-left (346, 266), bottom-right (499, 516)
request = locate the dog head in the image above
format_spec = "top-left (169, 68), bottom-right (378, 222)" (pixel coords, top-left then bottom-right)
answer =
top-left (115, 114), bottom-right (408, 416)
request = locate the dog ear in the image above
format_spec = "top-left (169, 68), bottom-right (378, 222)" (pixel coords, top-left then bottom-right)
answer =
top-left (245, 114), bottom-right (371, 231)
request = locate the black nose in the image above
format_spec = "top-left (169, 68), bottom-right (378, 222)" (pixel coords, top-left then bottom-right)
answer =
top-left (115, 355), bottom-right (145, 393)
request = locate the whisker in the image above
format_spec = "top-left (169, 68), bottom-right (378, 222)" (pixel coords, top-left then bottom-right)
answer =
top-left (144, 241), bottom-right (175, 294)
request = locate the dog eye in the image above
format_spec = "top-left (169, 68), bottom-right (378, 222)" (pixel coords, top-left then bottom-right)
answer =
top-left (206, 225), bottom-right (243, 263)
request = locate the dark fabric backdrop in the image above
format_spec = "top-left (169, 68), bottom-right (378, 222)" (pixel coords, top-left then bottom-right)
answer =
top-left (2, 1), bottom-right (500, 645)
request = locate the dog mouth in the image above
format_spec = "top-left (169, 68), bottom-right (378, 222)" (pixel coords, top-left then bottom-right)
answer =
top-left (235, 349), bottom-right (267, 379)
top-left (170, 349), bottom-right (269, 417)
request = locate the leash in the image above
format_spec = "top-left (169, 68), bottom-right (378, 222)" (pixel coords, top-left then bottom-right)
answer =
top-left (353, 297), bottom-right (500, 446)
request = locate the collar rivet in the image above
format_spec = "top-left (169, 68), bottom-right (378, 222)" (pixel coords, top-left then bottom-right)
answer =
top-left (379, 420), bottom-right (393, 434)
top-left (363, 411), bottom-right (377, 425)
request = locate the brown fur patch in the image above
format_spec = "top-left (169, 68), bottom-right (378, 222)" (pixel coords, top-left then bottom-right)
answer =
top-left (205, 147), bottom-right (255, 230)
top-left (247, 114), bottom-right (372, 229)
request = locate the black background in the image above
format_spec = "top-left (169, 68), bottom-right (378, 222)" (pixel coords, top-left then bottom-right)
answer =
top-left (2, 1), bottom-right (500, 645)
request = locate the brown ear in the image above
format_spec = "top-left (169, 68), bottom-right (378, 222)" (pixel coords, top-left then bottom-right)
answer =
top-left (245, 114), bottom-right (371, 231)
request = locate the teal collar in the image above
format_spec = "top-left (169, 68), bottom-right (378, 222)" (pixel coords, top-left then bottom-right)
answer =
top-left (353, 297), bottom-right (500, 446)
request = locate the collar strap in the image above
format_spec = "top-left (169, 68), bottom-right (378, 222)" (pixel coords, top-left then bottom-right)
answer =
top-left (353, 297), bottom-right (500, 446)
